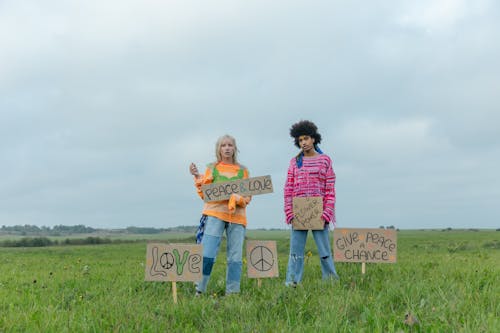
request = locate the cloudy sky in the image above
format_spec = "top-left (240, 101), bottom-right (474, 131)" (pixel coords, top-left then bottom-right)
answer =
top-left (1, 0), bottom-right (499, 230)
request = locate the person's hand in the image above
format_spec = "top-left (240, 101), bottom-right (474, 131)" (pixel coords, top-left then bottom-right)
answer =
top-left (228, 194), bottom-right (244, 213)
top-left (321, 216), bottom-right (329, 228)
top-left (189, 163), bottom-right (199, 177)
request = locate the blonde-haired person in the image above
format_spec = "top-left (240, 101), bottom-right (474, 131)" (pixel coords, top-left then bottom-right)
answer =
top-left (189, 135), bottom-right (251, 296)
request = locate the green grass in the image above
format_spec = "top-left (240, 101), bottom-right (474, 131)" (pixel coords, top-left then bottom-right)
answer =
top-left (0, 230), bottom-right (498, 332)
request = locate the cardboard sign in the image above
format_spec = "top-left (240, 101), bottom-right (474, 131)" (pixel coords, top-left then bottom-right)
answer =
top-left (145, 243), bottom-right (202, 282)
top-left (292, 196), bottom-right (324, 230)
top-left (333, 228), bottom-right (397, 263)
top-left (201, 175), bottom-right (273, 202)
top-left (246, 240), bottom-right (279, 278)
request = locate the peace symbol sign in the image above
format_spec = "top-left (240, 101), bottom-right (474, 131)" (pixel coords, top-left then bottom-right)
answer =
top-left (249, 246), bottom-right (274, 272)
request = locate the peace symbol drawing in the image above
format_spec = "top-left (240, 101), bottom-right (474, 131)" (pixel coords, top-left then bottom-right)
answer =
top-left (160, 252), bottom-right (175, 270)
top-left (250, 245), bottom-right (274, 272)
top-left (246, 240), bottom-right (279, 278)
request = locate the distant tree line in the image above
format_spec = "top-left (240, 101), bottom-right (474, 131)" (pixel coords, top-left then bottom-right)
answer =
top-left (0, 236), bottom-right (137, 248)
top-left (0, 224), bottom-right (96, 236)
top-left (163, 225), bottom-right (197, 233)
top-left (0, 224), bottom-right (198, 236)
top-left (124, 226), bottom-right (198, 233)
top-left (125, 226), bottom-right (163, 234)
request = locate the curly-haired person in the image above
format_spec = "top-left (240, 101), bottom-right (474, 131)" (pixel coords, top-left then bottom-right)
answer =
top-left (284, 120), bottom-right (339, 286)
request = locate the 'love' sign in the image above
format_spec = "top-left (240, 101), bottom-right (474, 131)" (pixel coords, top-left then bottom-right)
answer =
top-left (145, 243), bottom-right (202, 282)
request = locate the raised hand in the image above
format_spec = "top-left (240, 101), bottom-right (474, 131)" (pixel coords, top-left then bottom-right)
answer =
top-left (189, 162), bottom-right (200, 177)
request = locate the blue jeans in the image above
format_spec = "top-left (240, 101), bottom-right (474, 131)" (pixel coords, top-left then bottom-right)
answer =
top-left (196, 216), bottom-right (246, 294)
top-left (285, 226), bottom-right (339, 285)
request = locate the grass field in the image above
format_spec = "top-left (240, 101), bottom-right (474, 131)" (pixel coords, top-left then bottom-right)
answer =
top-left (0, 230), bottom-right (498, 332)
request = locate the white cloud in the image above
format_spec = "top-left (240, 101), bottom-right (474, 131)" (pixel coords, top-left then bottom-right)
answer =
top-left (396, 0), bottom-right (468, 32)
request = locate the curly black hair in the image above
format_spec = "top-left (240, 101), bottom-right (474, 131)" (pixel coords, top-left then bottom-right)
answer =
top-left (289, 120), bottom-right (322, 148)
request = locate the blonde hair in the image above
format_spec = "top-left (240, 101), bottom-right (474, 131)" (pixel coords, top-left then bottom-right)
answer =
top-left (215, 134), bottom-right (238, 164)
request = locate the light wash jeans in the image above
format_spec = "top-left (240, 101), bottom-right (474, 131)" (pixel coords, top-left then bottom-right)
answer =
top-left (285, 226), bottom-right (339, 286)
top-left (196, 215), bottom-right (246, 294)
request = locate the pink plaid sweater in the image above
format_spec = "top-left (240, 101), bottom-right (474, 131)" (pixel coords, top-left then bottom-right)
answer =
top-left (284, 154), bottom-right (336, 225)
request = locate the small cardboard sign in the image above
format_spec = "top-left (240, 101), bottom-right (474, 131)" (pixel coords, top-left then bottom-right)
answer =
top-left (145, 243), bottom-right (202, 282)
top-left (292, 196), bottom-right (324, 230)
top-left (201, 175), bottom-right (273, 202)
top-left (333, 228), bottom-right (397, 263)
top-left (246, 240), bottom-right (279, 278)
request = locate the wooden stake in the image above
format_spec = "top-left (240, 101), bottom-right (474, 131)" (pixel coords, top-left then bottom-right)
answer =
top-left (361, 262), bottom-right (366, 275)
top-left (257, 278), bottom-right (262, 288)
top-left (172, 282), bottom-right (178, 304)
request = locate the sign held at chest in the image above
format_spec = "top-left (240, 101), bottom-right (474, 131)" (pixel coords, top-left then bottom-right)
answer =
top-left (201, 175), bottom-right (273, 202)
top-left (292, 196), bottom-right (324, 230)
